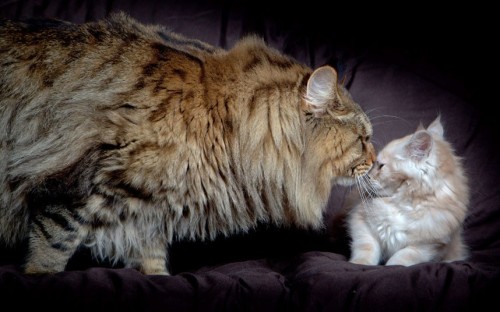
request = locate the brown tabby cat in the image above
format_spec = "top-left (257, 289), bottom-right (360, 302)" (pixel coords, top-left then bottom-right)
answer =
top-left (0, 12), bottom-right (375, 275)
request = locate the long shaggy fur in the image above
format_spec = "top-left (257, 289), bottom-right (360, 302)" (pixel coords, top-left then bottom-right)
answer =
top-left (0, 13), bottom-right (375, 274)
top-left (346, 116), bottom-right (469, 266)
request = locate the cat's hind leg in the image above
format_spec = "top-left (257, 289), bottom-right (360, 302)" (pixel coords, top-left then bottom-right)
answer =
top-left (443, 232), bottom-right (468, 262)
top-left (24, 205), bottom-right (87, 274)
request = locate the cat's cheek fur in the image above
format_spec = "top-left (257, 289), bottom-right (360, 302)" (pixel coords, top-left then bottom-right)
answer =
top-left (334, 177), bottom-right (356, 186)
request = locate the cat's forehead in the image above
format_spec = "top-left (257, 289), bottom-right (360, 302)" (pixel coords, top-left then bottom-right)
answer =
top-left (352, 108), bottom-right (372, 137)
top-left (338, 87), bottom-right (372, 136)
top-left (357, 112), bottom-right (372, 136)
top-left (379, 134), bottom-right (412, 157)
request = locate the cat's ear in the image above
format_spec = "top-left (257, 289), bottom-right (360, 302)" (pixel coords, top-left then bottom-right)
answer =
top-left (304, 66), bottom-right (340, 117)
top-left (416, 122), bottom-right (425, 131)
top-left (427, 115), bottom-right (444, 137)
top-left (406, 131), bottom-right (433, 160)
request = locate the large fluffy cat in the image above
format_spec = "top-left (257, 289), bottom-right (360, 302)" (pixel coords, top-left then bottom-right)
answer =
top-left (346, 116), bottom-right (468, 266)
top-left (0, 12), bottom-right (375, 275)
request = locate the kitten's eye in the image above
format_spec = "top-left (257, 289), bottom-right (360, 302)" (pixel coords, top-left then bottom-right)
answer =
top-left (378, 162), bottom-right (385, 170)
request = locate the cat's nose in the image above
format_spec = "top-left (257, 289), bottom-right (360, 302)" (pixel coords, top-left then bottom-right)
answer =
top-left (368, 144), bottom-right (377, 164)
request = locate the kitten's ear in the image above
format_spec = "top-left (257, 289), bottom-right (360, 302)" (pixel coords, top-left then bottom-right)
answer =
top-left (407, 131), bottom-right (433, 160)
top-left (427, 116), bottom-right (444, 137)
top-left (304, 66), bottom-right (340, 117)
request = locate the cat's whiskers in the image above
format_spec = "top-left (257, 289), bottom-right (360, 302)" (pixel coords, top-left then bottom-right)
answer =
top-left (355, 174), bottom-right (378, 210)
top-left (363, 107), bottom-right (409, 124)
top-left (362, 109), bottom-right (408, 148)
top-left (363, 107), bottom-right (382, 118)
top-left (369, 114), bottom-right (413, 131)
top-left (354, 176), bottom-right (368, 209)
top-left (366, 111), bottom-right (410, 124)
top-left (363, 175), bottom-right (380, 198)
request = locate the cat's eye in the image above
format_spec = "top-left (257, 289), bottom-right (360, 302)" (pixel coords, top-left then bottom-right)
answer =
top-left (378, 162), bottom-right (385, 170)
top-left (359, 135), bottom-right (370, 142)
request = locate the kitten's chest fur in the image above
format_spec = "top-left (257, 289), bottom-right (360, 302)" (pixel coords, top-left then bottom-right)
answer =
top-left (364, 198), bottom-right (416, 252)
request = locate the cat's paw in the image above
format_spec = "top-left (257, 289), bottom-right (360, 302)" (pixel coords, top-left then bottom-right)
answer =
top-left (137, 258), bottom-right (170, 275)
top-left (138, 266), bottom-right (170, 275)
top-left (349, 258), bottom-right (378, 265)
top-left (385, 258), bottom-right (415, 266)
top-left (385, 260), bottom-right (411, 266)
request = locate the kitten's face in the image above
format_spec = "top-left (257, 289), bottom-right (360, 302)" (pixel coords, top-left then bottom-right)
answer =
top-left (368, 134), bottom-right (412, 196)
top-left (368, 117), bottom-right (445, 197)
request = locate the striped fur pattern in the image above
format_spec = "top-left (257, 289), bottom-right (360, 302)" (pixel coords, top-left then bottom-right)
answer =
top-left (346, 117), bottom-right (469, 266)
top-left (0, 13), bottom-right (375, 274)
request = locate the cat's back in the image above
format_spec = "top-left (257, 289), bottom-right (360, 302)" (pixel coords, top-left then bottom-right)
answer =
top-left (0, 12), bottom-right (223, 151)
top-left (0, 12), bottom-right (217, 58)
top-left (0, 13), bottom-right (217, 102)
top-left (0, 13), bottom-right (225, 192)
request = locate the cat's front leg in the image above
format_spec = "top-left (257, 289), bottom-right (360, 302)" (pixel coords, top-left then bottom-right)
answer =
top-left (348, 218), bottom-right (382, 265)
top-left (24, 205), bottom-right (87, 274)
top-left (125, 240), bottom-right (169, 275)
top-left (349, 236), bottom-right (382, 265)
top-left (385, 245), bottom-right (434, 266)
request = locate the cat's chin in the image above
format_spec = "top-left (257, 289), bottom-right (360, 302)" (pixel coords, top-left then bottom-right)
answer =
top-left (334, 177), bottom-right (357, 186)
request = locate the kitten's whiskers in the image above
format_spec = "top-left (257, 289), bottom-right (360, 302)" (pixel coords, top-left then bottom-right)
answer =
top-left (355, 174), bottom-right (375, 210)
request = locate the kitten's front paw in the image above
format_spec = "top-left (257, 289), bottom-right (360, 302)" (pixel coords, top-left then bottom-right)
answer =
top-left (349, 258), bottom-right (378, 266)
top-left (385, 258), bottom-right (414, 266)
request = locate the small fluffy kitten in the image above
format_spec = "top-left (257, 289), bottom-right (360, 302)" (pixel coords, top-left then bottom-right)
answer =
top-left (346, 116), bottom-right (469, 266)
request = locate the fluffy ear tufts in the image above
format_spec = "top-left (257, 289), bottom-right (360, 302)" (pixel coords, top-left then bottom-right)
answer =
top-left (304, 66), bottom-right (339, 117)
top-left (407, 131), bottom-right (433, 160)
top-left (427, 115), bottom-right (444, 137)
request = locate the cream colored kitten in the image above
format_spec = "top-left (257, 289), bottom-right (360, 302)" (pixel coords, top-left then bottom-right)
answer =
top-left (346, 116), bottom-right (469, 266)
